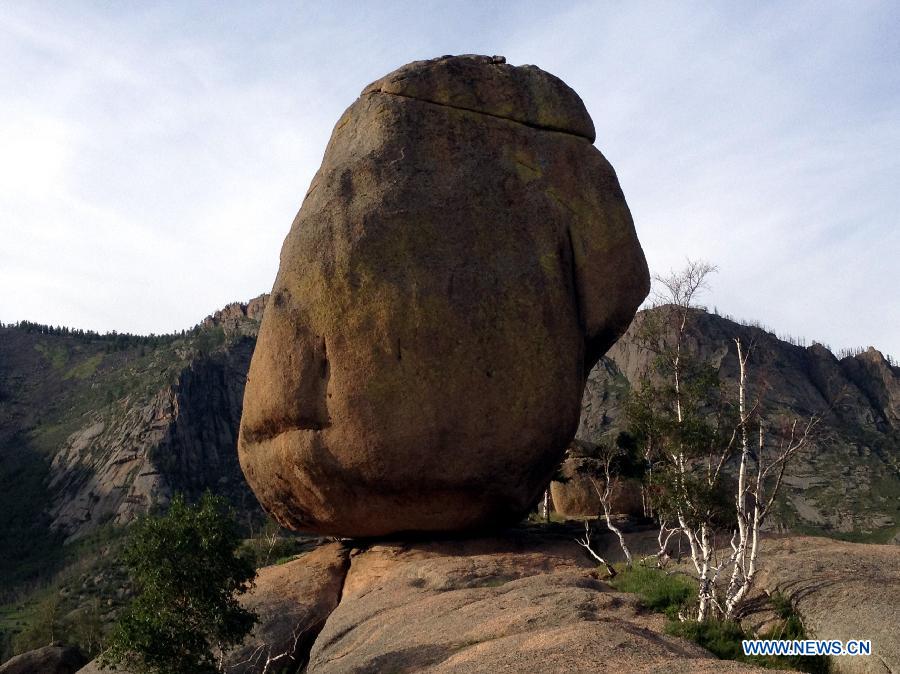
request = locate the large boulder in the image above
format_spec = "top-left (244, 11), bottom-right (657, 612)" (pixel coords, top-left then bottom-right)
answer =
top-left (239, 54), bottom-right (650, 537)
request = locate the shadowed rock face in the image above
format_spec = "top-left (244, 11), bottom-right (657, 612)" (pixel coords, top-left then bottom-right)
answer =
top-left (238, 55), bottom-right (649, 537)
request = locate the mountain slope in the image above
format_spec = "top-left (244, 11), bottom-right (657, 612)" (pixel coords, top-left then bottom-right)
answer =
top-left (578, 308), bottom-right (900, 541)
top-left (0, 296), bottom-right (267, 590)
top-left (1, 298), bottom-right (898, 597)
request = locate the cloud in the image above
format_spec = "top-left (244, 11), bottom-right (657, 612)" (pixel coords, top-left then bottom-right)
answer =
top-left (500, 0), bottom-right (899, 354)
top-left (0, 2), bottom-right (897, 356)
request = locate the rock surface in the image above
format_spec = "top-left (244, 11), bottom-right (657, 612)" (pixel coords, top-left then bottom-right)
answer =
top-left (77, 530), bottom-right (789, 674)
top-left (239, 54), bottom-right (650, 537)
top-left (756, 536), bottom-right (900, 674)
top-left (77, 533), bottom-right (899, 674)
top-left (0, 644), bottom-right (86, 674)
top-left (308, 534), bottom-right (764, 673)
top-left (224, 542), bottom-right (349, 673)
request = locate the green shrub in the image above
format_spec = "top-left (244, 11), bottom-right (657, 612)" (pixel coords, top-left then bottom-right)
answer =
top-left (757, 594), bottom-right (829, 673)
top-left (766, 591), bottom-right (806, 640)
top-left (667, 619), bottom-right (747, 661)
top-left (100, 492), bottom-right (257, 674)
top-left (667, 617), bottom-right (829, 673)
top-left (608, 565), bottom-right (694, 618)
top-left (11, 592), bottom-right (63, 654)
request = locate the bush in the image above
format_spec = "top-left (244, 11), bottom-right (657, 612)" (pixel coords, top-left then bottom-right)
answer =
top-left (666, 618), bottom-right (829, 673)
top-left (757, 594), bottom-right (829, 673)
top-left (767, 592), bottom-right (806, 639)
top-left (100, 492), bottom-right (257, 674)
top-left (608, 565), bottom-right (694, 618)
top-left (11, 592), bottom-right (62, 654)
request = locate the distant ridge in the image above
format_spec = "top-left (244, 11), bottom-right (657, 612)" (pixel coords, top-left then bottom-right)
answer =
top-left (579, 306), bottom-right (900, 542)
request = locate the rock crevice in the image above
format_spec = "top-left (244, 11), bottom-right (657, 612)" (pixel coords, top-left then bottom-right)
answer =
top-left (366, 89), bottom-right (596, 140)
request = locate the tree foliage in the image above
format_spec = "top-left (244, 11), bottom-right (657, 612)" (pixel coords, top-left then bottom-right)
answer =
top-left (618, 260), bottom-right (818, 621)
top-left (100, 492), bottom-right (257, 674)
top-left (625, 298), bottom-right (739, 532)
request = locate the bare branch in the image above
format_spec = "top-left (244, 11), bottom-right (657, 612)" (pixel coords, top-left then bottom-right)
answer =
top-left (575, 520), bottom-right (617, 578)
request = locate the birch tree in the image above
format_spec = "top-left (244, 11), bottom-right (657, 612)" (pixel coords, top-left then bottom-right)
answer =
top-left (626, 260), bottom-right (740, 620)
top-left (721, 338), bottom-right (819, 619)
top-left (625, 260), bottom-right (819, 622)
top-left (575, 520), bottom-right (618, 578)
top-left (588, 455), bottom-right (634, 567)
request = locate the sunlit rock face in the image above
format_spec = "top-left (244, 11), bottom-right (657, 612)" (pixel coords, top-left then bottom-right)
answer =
top-left (238, 55), bottom-right (650, 537)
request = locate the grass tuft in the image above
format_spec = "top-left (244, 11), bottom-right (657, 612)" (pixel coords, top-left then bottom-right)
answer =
top-left (610, 566), bottom-right (829, 672)
top-left (608, 564), bottom-right (694, 619)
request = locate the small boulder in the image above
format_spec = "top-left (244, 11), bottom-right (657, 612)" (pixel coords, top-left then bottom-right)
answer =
top-left (224, 542), bottom-right (349, 673)
top-left (0, 644), bottom-right (86, 674)
top-left (551, 443), bottom-right (644, 519)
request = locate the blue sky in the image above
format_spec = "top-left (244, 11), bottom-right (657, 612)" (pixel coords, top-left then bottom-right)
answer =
top-left (1, 1), bottom-right (898, 356)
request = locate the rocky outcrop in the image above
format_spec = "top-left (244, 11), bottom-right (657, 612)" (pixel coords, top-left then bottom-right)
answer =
top-left (288, 534), bottom-right (898, 673)
top-left (755, 536), bottom-right (900, 674)
top-left (309, 534), bottom-right (722, 674)
top-left (840, 347), bottom-right (900, 429)
top-left (46, 339), bottom-right (260, 540)
top-left (202, 295), bottom-right (269, 336)
top-left (579, 308), bottom-right (900, 537)
top-left (76, 532), bottom-right (900, 674)
top-left (201, 532), bottom-right (790, 673)
top-left (0, 644), bottom-right (86, 674)
top-left (77, 530), bottom-right (793, 674)
top-left (225, 543), bottom-right (350, 673)
top-left (239, 54), bottom-right (650, 537)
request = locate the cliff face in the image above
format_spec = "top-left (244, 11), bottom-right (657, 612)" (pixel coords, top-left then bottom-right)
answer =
top-left (45, 335), bottom-right (259, 539)
top-left (577, 308), bottom-right (900, 540)
top-left (0, 297), bottom-right (267, 588)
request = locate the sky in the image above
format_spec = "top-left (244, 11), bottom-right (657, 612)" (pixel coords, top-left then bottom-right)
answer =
top-left (1, 1), bottom-right (898, 356)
